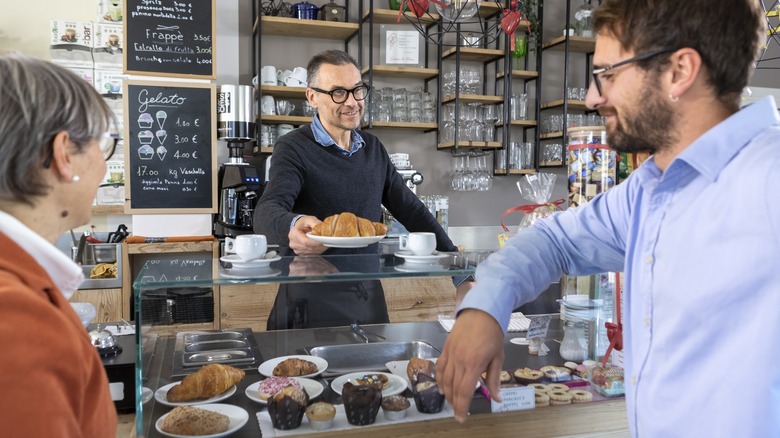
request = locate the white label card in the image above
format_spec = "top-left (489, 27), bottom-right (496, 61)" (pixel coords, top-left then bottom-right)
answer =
top-left (385, 30), bottom-right (420, 65)
top-left (526, 315), bottom-right (551, 339)
top-left (490, 386), bottom-right (535, 413)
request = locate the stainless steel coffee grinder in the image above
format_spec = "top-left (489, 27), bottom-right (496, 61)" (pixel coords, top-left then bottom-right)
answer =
top-left (214, 85), bottom-right (263, 238)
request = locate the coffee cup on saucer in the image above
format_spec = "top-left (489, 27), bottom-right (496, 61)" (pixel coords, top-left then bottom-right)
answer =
top-left (399, 232), bottom-right (436, 256)
top-left (225, 234), bottom-right (267, 261)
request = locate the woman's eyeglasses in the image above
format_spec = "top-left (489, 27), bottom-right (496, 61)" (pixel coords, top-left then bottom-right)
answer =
top-left (42, 130), bottom-right (120, 169)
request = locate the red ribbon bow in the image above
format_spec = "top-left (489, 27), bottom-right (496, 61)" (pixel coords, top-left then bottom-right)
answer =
top-left (601, 274), bottom-right (623, 366)
top-left (500, 198), bottom-right (565, 232)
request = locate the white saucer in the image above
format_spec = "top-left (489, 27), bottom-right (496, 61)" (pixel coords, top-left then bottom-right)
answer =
top-left (307, 233), bottom-right (385, 248)
top-left (219, 254), bottom-right (281, 270)
top-left (154, 382), bottom-right (237, 407)
top-left (394, 251), bottom-right (450, 264)
top-left (156, 403), bottom-right (248, 438)
top-left (394, 263), bottom-right (449, 273)
top-left (330, 371), bottom-right (408, 397)
top-left (219, 267), bottom-right (282, 279)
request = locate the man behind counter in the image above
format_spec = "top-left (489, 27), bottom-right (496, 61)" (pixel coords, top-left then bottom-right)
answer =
top-left (254, 50), bottom-right (470, 330)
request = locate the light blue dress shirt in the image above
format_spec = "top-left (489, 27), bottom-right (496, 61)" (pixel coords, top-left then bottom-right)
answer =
top-left (459, 96), bottom-right (780, 437)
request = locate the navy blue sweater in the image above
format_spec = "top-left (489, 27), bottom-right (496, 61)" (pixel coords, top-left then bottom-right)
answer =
top-left (254, 125), bottom-right (456, 253)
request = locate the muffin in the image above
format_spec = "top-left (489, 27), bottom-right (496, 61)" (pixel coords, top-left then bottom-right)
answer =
top-left (305, 401), bottom-right (336, 431)
top-left (267, 385), bottom-right (309, 430)
top-left (411, 373), bottom-right (445, 414)
top-left (381, 395), bottom-right (411, 421)
top-left (407, 357), bottom-right (436, 384)
top-left (342, 382), bottom-right (382, 426)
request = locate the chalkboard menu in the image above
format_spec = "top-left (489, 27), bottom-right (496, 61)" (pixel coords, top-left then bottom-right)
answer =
top-left (134, 252), bottom-right (214, 285)
top-left (124, 80), bottom-right (217, 213)
top-left (124, 0), bottom-right (216, 79)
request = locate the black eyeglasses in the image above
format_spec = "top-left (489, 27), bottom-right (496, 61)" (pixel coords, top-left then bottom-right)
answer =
top-left (42, 131), bottom-right (120, 169)
top-left (310, 83), bottom-right (371, 104)
top-left (591, 48), bottom-right (677, 96)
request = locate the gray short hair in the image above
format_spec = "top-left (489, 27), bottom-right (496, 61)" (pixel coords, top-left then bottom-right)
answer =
top-left (306, 50), bottom-right (361, 88)
top-left (0, 55), bottom-right (114, 204)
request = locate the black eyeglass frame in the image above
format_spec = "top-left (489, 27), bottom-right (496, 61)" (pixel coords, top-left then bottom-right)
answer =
top-left (591, 48), bottom-right (677, 96)
top-left (42, 132), bottom-right (120, 169)
top-left (310, 83), bottom-right (371, 104)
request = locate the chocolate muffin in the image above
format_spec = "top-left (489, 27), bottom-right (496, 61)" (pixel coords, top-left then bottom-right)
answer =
top-left (267, 385), bottom-right (309, 430)
top-left (411, 373), bottom-right (445, 414)
top-left (342, 382), bottom-right (382, 426)
top-left (381, 395), bottom-right (411, 421)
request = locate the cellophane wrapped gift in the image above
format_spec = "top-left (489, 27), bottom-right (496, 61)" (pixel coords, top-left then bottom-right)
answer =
top-left (516, 173), bottom-right (559, 231)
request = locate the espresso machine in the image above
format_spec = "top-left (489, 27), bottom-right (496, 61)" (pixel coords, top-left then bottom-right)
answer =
top-left (214, 85), bottom-right (263, 238)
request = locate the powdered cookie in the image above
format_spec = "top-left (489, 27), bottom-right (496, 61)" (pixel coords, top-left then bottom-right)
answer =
top-left (570, 389), bottom-right (593, 403)
top-left (534, 392), bottom-right (550, 407)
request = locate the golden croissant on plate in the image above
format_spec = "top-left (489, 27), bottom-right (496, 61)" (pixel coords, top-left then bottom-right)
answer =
top-left (311, 212), bottom-right (387, 237)
top-left (273, 357), bottom-right (319, 377)
top-left (166, 364), bottom-right (245, 402)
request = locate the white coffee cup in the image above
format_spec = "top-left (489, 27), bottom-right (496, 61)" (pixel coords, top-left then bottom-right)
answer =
top-left (399, 232), bottom-right (436, 256)
top-left (261, 95), bottom-right (276, 115)
top-left (277, 69), bottom-right (293, 86)
top-left (291, 67), bottom-right (307, 85)
top-left (277, 124), bottom-right (294, 137)
top-left (284, 76), bottom-right (306, 87)
top-left (225, 234), bottom-right (267, 261)
top-left (261, 65), bottom-right (277, 86)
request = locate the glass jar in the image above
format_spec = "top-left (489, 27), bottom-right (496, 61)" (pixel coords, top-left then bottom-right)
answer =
top-left (560, 319), bottom-right (588, 361)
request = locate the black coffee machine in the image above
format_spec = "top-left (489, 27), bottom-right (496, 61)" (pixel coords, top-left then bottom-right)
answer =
top-left (214, 85), bottom-right (263, 238)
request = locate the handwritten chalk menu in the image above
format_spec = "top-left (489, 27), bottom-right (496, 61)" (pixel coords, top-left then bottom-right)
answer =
top-left (124, 0), bottom-right (216, 79)
top-left (134, 252), bottom-right (214, 285)
top-left (124, 80), bottom-right (217, 213)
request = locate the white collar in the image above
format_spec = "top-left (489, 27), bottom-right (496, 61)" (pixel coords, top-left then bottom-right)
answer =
top-left (0, 210), bottom-right (84, 300)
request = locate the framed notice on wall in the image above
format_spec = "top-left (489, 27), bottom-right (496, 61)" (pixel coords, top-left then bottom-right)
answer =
top-left (123, 80), bottom-right (217, 213)
top-left (123, 0), bottom-right (216, 79)
top-left (380, 24), bottom-right (425, 67)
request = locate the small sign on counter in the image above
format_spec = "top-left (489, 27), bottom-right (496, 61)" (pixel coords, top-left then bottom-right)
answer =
top-left (490, 386), bottom-right (535, 413)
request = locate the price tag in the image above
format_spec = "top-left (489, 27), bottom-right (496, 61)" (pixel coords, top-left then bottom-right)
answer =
top-left (526, 315), bottom-right (552, 339)
top-left (490, 386), bottom-right (535, 413)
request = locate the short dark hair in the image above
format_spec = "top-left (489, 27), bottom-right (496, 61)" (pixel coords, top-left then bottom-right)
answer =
top-left (593, 0), bottom-right (765, 109)
top-left (307, 50), bottom-right (361, 88)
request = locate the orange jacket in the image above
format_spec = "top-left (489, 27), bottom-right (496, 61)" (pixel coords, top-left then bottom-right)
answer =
top-left (0, 232), bottom-right (117, 437)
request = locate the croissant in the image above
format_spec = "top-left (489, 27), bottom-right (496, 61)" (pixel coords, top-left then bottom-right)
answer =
top-left (311, 212), bottom-right (387, 237)
top-left (273, 358), bottom-right (319, 377)
top-left (166, 364), bottom-right (245, 402)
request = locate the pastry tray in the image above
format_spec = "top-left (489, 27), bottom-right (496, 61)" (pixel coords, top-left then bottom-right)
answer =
top-left (171, 328), bottom-right (260, 376)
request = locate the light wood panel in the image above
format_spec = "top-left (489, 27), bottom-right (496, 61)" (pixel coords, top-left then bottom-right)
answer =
top-left (543, 35), bottom-right (596, 53)
top-left (70, 288), bottom-right (123, 323)
top-left (219, 283), bottom-right (278, 332)
top-left (256, 16), bottom-right (358, 39)
top-left (442, 47), bottom-right (504, 63)
top-left (362, 65), bottom-right (439, 80)
top-left (381, 277), bottom-right (455, 323)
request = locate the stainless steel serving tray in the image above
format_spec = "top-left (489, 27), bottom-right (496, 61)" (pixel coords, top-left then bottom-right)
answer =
top-left (306, 341), bottom-right (440, 376)
top-left (172, 328), bottom-right (259, 376)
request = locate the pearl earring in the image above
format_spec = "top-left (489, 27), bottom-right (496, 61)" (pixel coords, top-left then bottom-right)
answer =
top-left (669, 93), bottom-right (679, 103)
top-left (71, 175), bottom-right (80, 182)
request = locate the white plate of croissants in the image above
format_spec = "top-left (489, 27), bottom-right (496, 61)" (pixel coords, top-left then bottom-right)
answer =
top-left (307, 212), bottom-right (387, 248)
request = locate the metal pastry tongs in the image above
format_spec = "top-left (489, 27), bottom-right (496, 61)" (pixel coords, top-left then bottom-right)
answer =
top-left (350, 322), bottom-right (386, 343)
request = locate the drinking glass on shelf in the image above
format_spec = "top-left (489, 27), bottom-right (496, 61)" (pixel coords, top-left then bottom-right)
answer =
top-left (482, 104), bottom-right (498, 142)
top-left (512, 33), bottom-right (528, 70)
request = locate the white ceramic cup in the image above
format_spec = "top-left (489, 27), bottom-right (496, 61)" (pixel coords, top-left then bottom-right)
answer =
top-left (261, 65), bottom-right (277, 85)
top-left (225, 234), bottom-right (267, 261)
top-left (277, 69), bottom-right (293, 86)
top-left (277, 124), bottom-right (294, 137)
top-left (261, 95), bottom-right (276, 115)
top-left (291, 67), bottom-right (307, 85)
top-left (399, 232), bottom-right (436, 256)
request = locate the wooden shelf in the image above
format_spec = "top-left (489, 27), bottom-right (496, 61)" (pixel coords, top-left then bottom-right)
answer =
top-left (540, 132), bottom-right (563, 140)
top-left (496, 69), bottom-right (538, 81)
top-left (362, 65), bottom-right (439, 80)
top-left (442, 47), bottom-right (504, 63)
top-left (258, 115), bottom-right (311, 125)
top-left (255, 16), bottom-right (358, 39)
top-left (540, 161), bottom-right (564, 167)
top-left (363, 121), bottom-right (437, 130)
top-left (510, 119), bottom-right (537, 127)
top-left (508, 169), bottom-right (537, 175)
top-left (258, 146), bottom-right (274, 154)
top-left (127, 240), bottom-right (214, 255)
top-left (542, 36), bottom-right (596, 53)
top-left (541, 99), bottom-right (588, 110)
top-left (441, 94), bottom-right (504, 104)
top-left (259, 85), bottom-right (306, 99)
top-left (92, 204), bottom-right (126, 215)
top-left (437, 141), bottom-right (502, 150)
top-left (364, 8), bottom-right (440, 25)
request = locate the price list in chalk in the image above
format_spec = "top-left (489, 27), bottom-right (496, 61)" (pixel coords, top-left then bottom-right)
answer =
top-left (125, 0), bottom-right (215, 78)
top-left (126, 82), bottom-right (214, 210)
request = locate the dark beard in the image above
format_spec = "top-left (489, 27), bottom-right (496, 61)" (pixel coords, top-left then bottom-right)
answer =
top-left (606, 83), bottom-right (677, 154)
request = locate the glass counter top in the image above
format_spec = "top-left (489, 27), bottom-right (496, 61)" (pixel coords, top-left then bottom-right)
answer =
top-left (132, 241), bottom-right (483, 290)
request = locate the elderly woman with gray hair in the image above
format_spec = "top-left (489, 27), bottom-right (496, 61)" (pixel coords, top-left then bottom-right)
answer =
top-left (0, 54), bottom-right (118, 437)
